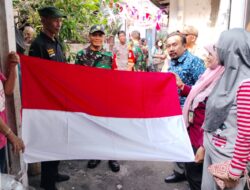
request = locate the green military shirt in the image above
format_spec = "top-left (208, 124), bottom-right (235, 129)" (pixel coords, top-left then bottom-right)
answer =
top-left (29, 32), bottom-right (66, 62)
top-left (75, 46), bottom-right (113, 69)
top-left (132, 44), bottom-right (146, 71)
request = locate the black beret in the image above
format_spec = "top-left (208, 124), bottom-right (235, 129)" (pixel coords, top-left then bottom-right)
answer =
top-left (38, 6), bottom-right (66, 18)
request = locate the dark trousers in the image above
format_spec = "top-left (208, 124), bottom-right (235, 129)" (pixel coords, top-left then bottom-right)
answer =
top-left (173, 162), bottom-right (185, 174)
top-left (185, 146), bottom-right (203, 190)
top-left (41, 161), bottom-right (59, 189)
top-left (0, 147), bottom-right (6, 173)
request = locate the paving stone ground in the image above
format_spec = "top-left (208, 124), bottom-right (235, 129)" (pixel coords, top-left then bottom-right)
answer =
top-left (29, 160), bottom-right (189, 190)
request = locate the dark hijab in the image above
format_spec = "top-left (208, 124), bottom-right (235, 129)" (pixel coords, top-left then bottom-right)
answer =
top-left (203, 28), bottom-right (250, 132)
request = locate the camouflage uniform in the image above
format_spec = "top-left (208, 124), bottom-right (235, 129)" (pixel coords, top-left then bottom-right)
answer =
top-left (75, 47), bottom-right (114, 69)
top-left (132, 43), bottom-right (146, 71)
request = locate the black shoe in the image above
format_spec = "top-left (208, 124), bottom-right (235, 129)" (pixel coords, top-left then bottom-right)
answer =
top-left (87, 160), bottom-right (101, 169)
top-left (44, 188), bottom-right (58, 190)
top-left (56, 173), bottom-right (70, 182)
top-left (164, 171), bottom-right (186, 183)
top-left (40, 184), bottom-right (58, 190)
top-left (108, 160), bottom-right (120, 172)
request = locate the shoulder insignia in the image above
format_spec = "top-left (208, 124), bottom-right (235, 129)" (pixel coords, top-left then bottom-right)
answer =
top-left (47, 48), bottom-right (55, 57)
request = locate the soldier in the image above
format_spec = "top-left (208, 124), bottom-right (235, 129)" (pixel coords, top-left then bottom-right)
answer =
top-left (130, 30), bottom-right (146, 71)
top-left (29, 6), bottom-right (70, 190)
top-left (75, 24), bottom-right (120, 172)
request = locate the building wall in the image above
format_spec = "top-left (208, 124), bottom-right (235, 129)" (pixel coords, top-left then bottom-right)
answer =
top-left (183, 0), bottom-right (211, 29)
top-left (168, 0), bottom-right (250, 46)
top-left (168, 0), bottom-right (229, 47)
top-left (184, 0), bottom-right (214, 45)
top-left (245, 0), bottom-right (250, 29)
top-left (230, 0), bottom-right (250, 28)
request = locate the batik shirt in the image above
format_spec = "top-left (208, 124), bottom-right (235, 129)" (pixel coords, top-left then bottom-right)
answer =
top-left (168, 50), bottom-right (205, 106)
top-left (75, 46), bottom-right (114, 69)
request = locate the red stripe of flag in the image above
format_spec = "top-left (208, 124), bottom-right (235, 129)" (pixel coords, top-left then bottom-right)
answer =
top-left (21, 55), bottom-right (181, 118)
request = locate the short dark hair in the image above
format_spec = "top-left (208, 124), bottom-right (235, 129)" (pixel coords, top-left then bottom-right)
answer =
top-left (167, 31), bottom-right (186, 45)
top-left (155, 39), bottom-right (162, 46)
top-left (117, 30), bottom-right (126, 37)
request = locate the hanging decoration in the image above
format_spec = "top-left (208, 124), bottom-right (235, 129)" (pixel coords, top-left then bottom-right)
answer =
top-left (102, 0), bottom-right (169, 30)
top-left (156, 22), bottom-right (161, 31)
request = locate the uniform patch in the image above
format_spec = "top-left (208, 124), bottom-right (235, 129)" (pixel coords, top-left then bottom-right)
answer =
top-left (47, 48), bottom-right (55, 57)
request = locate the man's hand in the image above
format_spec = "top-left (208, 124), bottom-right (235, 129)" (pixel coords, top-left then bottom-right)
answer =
top-left (195, 146), bottom-right (205, 163)
top-left (127, 62), bottom-right (134, 71)
top-left (172, 73), bottom-right (184, 90)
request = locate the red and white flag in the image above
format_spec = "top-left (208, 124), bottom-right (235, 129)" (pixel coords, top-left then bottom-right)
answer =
top-left (20, 55), bottom-right (194, 163)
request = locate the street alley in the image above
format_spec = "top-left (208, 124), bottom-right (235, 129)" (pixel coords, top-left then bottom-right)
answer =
top-left (29, 161), bottom-right (188, 190)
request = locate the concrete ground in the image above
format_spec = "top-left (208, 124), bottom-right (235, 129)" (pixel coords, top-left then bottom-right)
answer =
top-left (29, 160), bottom-right (189, 190)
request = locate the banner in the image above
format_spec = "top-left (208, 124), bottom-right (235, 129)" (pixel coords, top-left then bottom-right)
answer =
top-left (20, 55), bottom-right (194, 163)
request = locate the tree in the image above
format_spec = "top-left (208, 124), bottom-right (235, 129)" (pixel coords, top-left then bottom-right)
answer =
top-left (13, 0), bottom-right (121, 43)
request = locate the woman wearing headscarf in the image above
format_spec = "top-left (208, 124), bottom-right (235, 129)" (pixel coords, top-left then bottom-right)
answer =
top-left (174, 44), bottom-right (224, 190)
top-left (201, 28), bottom-right (250, 190)
top-left (209, 78), bottom-right (250, 190)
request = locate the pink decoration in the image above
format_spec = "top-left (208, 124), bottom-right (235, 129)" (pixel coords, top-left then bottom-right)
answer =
top-left (156, 22), bottom-right (161, 30)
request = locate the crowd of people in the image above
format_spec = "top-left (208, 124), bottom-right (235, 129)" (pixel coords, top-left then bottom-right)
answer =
top-left (1, 5), bottom-right (250, 190)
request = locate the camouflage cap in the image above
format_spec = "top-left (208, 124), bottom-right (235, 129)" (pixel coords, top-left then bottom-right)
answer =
top-left (89, 25), bottom-right (105, 34)
top-left (38, 6), bottom-right (66, 18)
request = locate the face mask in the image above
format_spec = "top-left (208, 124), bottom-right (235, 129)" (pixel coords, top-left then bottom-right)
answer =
top-left (158, 42), bottom-right (163, 47)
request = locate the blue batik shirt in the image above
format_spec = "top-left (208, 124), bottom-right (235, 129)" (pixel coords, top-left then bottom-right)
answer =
top-left (168, 50), bottom-right (205, 106)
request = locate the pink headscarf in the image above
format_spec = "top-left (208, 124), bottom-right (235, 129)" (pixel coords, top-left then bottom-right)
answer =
top-left (182, 44), bottom-right (225, 128)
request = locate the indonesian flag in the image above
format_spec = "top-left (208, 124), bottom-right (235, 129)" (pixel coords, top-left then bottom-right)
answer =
top-left (20, 55), bottom-right (194, 163)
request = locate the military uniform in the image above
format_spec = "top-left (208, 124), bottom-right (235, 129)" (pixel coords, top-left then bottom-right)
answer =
top-left (74, 24), bottom-right (120, 173)
top-left (132, 43), bottom-right (146, 71)
top-left (29, 32), bottom-right (66, 62)
top-left (75, 47), bottom-right (114, 69)
top-left (75, 46), bottom-right (119, 172)
top-left (75, 25), bottom-right (115, 69)
top-left (29, 34), bottom-right (66, 190)
top-left (29, 6), bottom-right (68, 190)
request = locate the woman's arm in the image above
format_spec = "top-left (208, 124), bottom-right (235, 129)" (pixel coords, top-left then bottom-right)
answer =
top-left (228, 81), bottom-right (250, 179)
top-left (4, 52), bottom-right (19, 95)
top-left (0, 118), bottom-right (24, 153)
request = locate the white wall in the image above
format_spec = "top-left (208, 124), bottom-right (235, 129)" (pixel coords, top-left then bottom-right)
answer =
top-left (168, 0), bottom-right (231, 47)
top-left (230, 0), bottom-right (247, 28)
top-left (184, 0), bottom-right (213, 45)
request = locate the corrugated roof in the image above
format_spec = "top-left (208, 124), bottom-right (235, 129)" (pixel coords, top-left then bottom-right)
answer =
top-left (150, 0), bottom-right (169, 8)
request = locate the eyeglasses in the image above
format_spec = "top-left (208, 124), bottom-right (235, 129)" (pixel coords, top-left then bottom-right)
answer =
top-left (183, 33), bottom-right (197, 37)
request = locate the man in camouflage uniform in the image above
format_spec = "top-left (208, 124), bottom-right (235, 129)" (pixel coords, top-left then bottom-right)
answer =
top-left (130, 30), bottom-right (146, 71)
top-left (75, 25), bottom-right (120, 172)
top-left (75, 25), bottom-right (116, 69)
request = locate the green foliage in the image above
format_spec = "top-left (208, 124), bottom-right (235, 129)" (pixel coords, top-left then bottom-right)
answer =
top-left (13, 0), bottom-right (123, 62)
top-left (13, 0), bottom-right (121, 43)
top-left (106, 21), bottom-right (123, 36)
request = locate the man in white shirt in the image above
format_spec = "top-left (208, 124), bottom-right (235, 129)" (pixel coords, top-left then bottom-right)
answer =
top-left (113, 31), bottom-right (129, 70)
